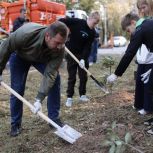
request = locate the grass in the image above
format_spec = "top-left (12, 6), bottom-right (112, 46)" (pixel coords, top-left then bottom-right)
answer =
top-left (0, 54), bottom-right (153, 153)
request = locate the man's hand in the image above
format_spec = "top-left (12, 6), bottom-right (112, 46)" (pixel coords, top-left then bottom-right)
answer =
top-left (141, 69), bottom-right (152, 84)
top-left (79, 59), bottom-right (85, 69)
top-left (107, 73), bottom-right (117, 83)
top-left (31, 99), bottom-right (42, 114)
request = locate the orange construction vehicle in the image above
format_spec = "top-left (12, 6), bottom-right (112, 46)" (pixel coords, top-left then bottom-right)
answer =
top-left (0, 0), bottom-right (66, 32)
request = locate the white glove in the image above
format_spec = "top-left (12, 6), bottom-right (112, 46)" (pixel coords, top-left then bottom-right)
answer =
top-left (107, 73), bottom-right (117, 83)
top-left (31, 99), bottom-right (42, 114)
top-left (79, 59), bottom-right (85, 69)
top-left (141, 69), bottom-right (152, 84)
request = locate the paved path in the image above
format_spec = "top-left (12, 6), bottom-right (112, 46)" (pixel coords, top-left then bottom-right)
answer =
top-left (98, 46), bottom-right (127, 55)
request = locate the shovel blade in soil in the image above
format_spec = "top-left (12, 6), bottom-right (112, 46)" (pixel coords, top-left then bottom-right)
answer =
top-left (54, 125), bottom-right (82, 144)
top-left (62, 125), bottom-right (82, 139)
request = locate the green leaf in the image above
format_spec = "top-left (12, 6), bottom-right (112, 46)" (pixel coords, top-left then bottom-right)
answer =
top-left (107, 128), bottom-right (113, 133)
top-left (115, 140), bottom-right (122, 146)
top-left (102, 56), bottom-right (115, 68)
top-left (109, 144), bottom-right (116, 153)
top-left (120, 145), bottom-right (126, 153)
top-left (115, 144), bottom-right (122, 153)
top-left (125, 132), bottom-right (132, 144)
top-left (111, 135), bottom-right (118, 141)
top-left (102, 140), bottom-right (113, 147)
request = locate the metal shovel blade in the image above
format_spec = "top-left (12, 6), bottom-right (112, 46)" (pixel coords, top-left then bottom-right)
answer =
top-left (62, 124), bottom-right (82, 139)
top-left (54, 124), bottom-right (82, 144)
top-left (54, 129), bottom-right (75, 144)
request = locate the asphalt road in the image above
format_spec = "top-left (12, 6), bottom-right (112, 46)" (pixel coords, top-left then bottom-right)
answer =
top-left (98, 46), bottom-right (128, 55)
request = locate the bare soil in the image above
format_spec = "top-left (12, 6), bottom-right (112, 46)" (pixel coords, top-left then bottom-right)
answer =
top-left (0, 55), bottom-right (153, 153)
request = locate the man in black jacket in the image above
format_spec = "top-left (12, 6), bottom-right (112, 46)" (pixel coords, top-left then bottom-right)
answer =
top-left (60, 11), bottom-right (100, 107)
top-left (13, 8), bottom-right (27, 32)
top-left (5, 8), bottom-right (27, 69)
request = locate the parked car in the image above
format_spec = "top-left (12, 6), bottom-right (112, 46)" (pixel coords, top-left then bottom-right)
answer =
top-left (66, 10), bottom-right (88, 20)
top-left (113, 36), bottom-right (127, 47)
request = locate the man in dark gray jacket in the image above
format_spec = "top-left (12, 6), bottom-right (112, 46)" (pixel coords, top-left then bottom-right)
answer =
top-left (0, 21), bottom-right (68, 136)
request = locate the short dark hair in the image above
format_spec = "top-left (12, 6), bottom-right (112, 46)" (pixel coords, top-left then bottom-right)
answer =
top-left (46, 21), bottom-right (68, 39)
top-left (20, 8), bottom-right (26, 13)
top-left (121, 13), bottom-right (139, 31)
top-left (89, 11), bottom-right (100, 18)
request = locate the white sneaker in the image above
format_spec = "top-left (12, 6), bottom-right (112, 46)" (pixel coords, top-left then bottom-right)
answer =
top-left (138, 109), bottom-right (147, 115)
top-left (89, 62), bottom-right (93, 66)
top-left (65, 98), bottom-right (73, 107)
top-left (79, 95), bottom-right (89, 102)
top-left (147, 128), bottom-right (153, 134)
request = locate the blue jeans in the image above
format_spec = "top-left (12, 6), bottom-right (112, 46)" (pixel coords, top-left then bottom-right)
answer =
top-left (89, 39), bottom-right (98, 63)
top-left (9, 53), bottom-right (61, 127)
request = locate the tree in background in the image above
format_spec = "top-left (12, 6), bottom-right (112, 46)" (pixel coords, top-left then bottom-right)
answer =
top-left (1, 0), bottom-right (137, 44)
top-left (79, 0), bottom-right (95, 13)
top-left (94, 0), bottom-right (137, 43)
top-left (107, 1), bottom-right (132, 36)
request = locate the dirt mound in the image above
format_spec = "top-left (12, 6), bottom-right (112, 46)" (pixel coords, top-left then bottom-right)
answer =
top-left (60, 91), bottom-right (136, 153)
top-left (1, 76), bottom-right (153, 152)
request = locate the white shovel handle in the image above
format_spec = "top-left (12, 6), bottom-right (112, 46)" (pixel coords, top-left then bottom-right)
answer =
top-left (65, 47), bottom-right (109, 94)
top-left (0, 27), bottom-right (10, 35)
top-left (1, 81), bottom-right (62, 130)
top-left (65, 47), bottom-right (92, 76)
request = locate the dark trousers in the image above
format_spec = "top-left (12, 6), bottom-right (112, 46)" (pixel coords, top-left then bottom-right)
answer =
top-left (134, 64), bottom-right (153, 112)
top-left (89, 39), bottom-right (98, 63)
top-left (148, 66), bottom-right (153, 94)
top-left (9, 53), bottom-right (61, 127)
top-left (66, 56), bottom-right (89, 98)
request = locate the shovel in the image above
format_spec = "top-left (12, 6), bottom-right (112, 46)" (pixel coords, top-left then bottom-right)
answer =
top-left (65, 47), bottom-right (109, 94)
top-left (0, 27), bottom-right (10, 35)
top-left (1, 81), bottom-right (82, 144)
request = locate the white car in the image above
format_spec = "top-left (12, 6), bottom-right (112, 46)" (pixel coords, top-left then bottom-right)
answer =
top-left (66, 10), bottom-right (88, 20)
top-left (113, 36), bottom-right (127, 47)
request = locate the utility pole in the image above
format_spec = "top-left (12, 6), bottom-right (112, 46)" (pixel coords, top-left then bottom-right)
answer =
top-left (24, 0), bottom-right (26, 10)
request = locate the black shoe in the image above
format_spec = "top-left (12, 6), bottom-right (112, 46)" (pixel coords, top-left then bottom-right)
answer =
top-left (49, 118), bottom-right (64, 129)
top-left (10, 125), bottom-right (21, 137)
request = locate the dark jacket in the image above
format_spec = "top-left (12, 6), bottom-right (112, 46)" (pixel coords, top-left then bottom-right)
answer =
top-left (13, 17), bottom-right (26, 32)
top-left (0, 22), bottom-right (64, 101)
top-left (59, 18), bottom-right (95, 60)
